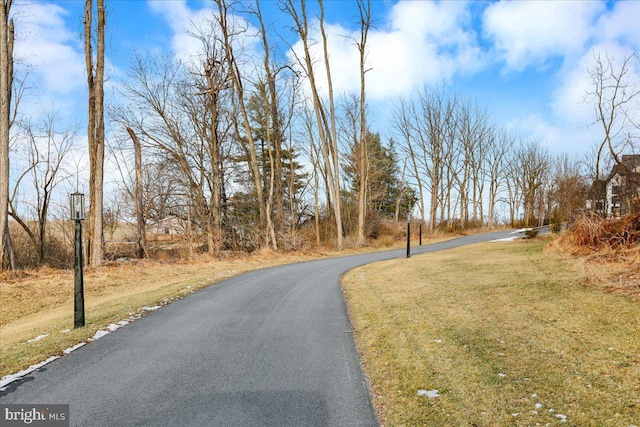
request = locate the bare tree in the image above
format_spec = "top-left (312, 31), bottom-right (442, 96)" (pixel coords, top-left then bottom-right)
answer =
top-left (393, 98), bottom-right (425, 227)
top-left (549, 153), bottom-right (589, 223)
top-left (354, 0), bottom-right (371, 246)
top-left (0, 0), bottom-right (13, 269)
top-left (9, 114), bottom-right (77, 264)
top-left (416, 88), bottom-right (457, 231)
top-left (215, 0), bottom-right (277, 249)
top-left (513, 140), bottom-right (550, 227)
top-left (587, 50), bottom-right (640, 179)
top-left (283, 0), bottom-right (344, 249)
top-left (485, 128), bottom-right (513, 228)
top-left (85, 0), bottom-right (106, 266)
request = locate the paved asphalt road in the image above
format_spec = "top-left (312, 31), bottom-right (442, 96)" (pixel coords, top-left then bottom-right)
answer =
top-left (1, 229), bottom-right (524, 426)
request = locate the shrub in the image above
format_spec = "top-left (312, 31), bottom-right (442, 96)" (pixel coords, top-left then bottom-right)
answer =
top-left (558, 212), bottom-right (640, 255)
top-left (524, 228), bottom-right (539, 239)
top-left (550, 222), bottom-right (563, 234)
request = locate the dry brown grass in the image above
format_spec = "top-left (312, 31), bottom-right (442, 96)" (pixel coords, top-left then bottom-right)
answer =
top-left (551, 213), bottom-right (640, 300)
top-left (558, 212), bottom-right (640, 255)
top-left (343, 240), bottom-right (640, 426)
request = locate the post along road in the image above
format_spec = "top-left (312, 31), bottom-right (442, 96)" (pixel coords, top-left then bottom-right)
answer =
top-left (1, 230), bottom-right (524, 426)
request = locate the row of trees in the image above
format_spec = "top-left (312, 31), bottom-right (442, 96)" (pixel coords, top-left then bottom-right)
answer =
top-left (393, 89), bottom-right (593, 231)
top-left (1, 0), bottom-right (637, 269)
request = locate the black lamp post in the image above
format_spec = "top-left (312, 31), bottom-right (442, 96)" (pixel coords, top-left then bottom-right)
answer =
top-left (70, 192), bottom-right (85, 328)
top-left (406, 214), bottom-right (411, 259)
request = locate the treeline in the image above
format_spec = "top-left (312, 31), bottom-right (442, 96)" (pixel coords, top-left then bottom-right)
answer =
top-left (3, 0), bottom-right (634, 270)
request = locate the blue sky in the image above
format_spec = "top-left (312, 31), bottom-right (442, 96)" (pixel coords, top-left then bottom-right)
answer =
top-left (9, 0), bottom-right (640, 159)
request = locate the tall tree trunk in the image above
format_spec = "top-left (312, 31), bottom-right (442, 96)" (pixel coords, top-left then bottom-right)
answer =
top-left (284, 0), bottom-right (342, 248)
top-left (85, 0), bottom-right (105, 266)
top-left (126, 127), bottom-right (148, 259)
top-left (318, 0), bottom-right (343, 249)
top-left (203, 59), bottom-right (222, 254)
top-left (0, 1), bottom-right (13, 269)
top-left (355, 0), bottom-right (370, 246)
top-left (215, 0), bottom-right (271, 248)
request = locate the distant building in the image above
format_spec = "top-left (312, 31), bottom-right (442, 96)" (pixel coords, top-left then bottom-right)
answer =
top-left (148, 216), bottom-right (186, 240)
top-left (587, 155), bottom-right (640, 217)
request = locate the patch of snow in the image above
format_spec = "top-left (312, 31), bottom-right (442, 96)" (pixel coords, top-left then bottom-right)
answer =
top-left (417, 389), bottom-right (440, 398)
top-left (491, 236), bottom-right (520, 242)
top-left (511, 228), bottom-right (531, 234)
top-left (107, 323), bottom-right (122, 332)
top-left (61, 329), bottom-right (70, 333)
top-left (90, 330), bottom-right (110, 341)
top-left (555, 414), bottom-right (567, 422)
top-left (117, 320), bottom-right (129, 326)
top-left (27, 334), bottom-right (49, 343)
top-left (142, 305), bottom-right (161, 311)
top-left (535, 403), bottom-right (543, 409)
top-left (63, 343), bottom-right (86, 354)
top-left (434, 339), bottom-right (442, 343)
top-left (532, 393), bottom-right (538, 398)
top-left (0, 355), bottom-right (60, 390)
top-left (498, 373), bottom-right (506, 378)
top-left (512, 413), bottom-right (520, 417)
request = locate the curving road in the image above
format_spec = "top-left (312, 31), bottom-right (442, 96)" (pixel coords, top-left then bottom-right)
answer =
top-left (1, 229), bottom-right (522, 426)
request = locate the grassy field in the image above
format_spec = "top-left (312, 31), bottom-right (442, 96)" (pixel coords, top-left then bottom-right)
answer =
top-left (342, 240), bottom-right (640, 426)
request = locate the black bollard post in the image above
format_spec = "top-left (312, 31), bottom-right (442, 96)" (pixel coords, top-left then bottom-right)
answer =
top-left (406, 218), bottom-right (411, 258)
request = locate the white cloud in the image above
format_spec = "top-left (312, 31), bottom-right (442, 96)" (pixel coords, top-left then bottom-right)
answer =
top-left (595, 1), bottom-right (640, 47)
top-left (12, 2), bottom-right (85, 95)
top-left (483, 1), bottom-right (604, 71)
top-left (549, 0), bottom-right (640, 136)
top-left (506, 113), bottom-right (600, 155)
top-left (148, 0), bottom-right (206, 62)
top-left (288, 1), bottom-right (483, 101)
top-left (148, 0), bottom-right (261, 69)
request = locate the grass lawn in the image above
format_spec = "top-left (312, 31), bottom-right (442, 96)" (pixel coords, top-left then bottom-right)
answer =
top-left (342, 240), bottom-right (640, 426)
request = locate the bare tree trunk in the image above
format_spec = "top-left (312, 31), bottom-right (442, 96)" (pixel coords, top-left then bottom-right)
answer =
top-left (255, 1), bottom-right (280, 250)
top-left (319, 0), bottom-right (343, 249)
top-left (202, 58), bottom-right (223, 254)
top-left (284, 0), bottom-right (343, 248)
top-left (254, 0), bottom-right (284, 242)
top-left (215, 0), bottom-right (271, 248)
top-left (85, 0), bottom-right (105, 266)
top-left (355, 0), bottom-right (370, 246)
top-left (126, 127), bottom-right (148, 259)
top-left (0, 0), bottom-right (13, 269)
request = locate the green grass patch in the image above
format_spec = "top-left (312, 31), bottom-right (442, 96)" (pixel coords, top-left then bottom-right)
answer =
top-left (342, 240), bottom-right (640, 426)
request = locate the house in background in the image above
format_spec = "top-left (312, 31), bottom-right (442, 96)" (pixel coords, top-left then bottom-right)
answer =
top-left (148, 216), bottom-right (186, 241)
top-left (587, 155), bottom-right (640, 217)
